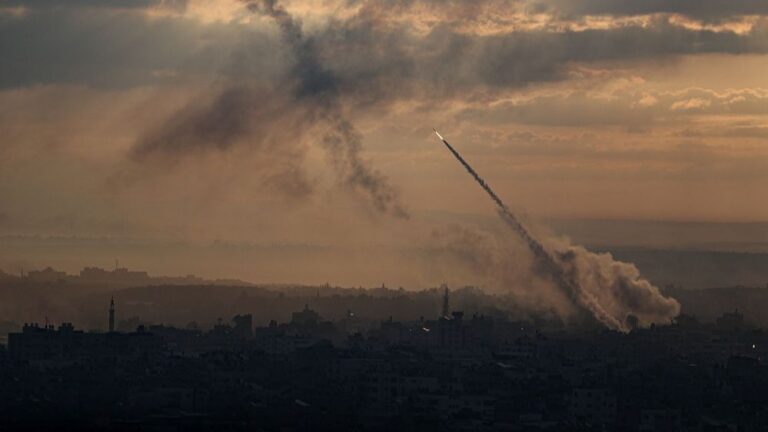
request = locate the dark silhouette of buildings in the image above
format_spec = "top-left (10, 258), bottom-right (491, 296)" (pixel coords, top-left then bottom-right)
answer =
top-left (81, 266), bottom-right (150, 282)
top-left (717, 309), bottom-right (744, 331)
top-left (25, 267), bottom-right (67, 283)
top-left (2, 301), bottom-right (768, 431)
top-left (291, 304), bottom-right (320, 325)
top-left (232, 313), bottom-right (253, 338)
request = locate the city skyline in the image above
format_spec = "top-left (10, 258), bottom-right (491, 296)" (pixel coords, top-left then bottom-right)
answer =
top-left (1, 1), bottom-right (767, 429)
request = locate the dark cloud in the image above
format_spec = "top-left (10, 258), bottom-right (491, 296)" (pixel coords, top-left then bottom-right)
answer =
top-left (0, 0), bottom-right (187, 10)
top-left (307, 14), bottom-right (768, 105)
top-left (245, 0), bottom-right (338, 99)
top-left (1, 1), bottom-right (767, 92)
top-left (0, 6), bottom-right (256, 89)
top-left (540, 0), bottom-right (768, 21)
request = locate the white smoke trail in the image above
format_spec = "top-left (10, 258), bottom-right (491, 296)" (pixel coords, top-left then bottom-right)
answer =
top-left (434, 130), bottom-right (680, 331)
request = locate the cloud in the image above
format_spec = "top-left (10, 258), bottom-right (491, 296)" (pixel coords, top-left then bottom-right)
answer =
top-left (670, 97), bottom-right (711, 110)
top-left (0, 5), bottom-right (260, 88)
top-left (299, 14), bottom-right (768, 109)
top-left (636, 94), bottom-right (658, 107)
top-left (450, 82), bottom-right (768, 131)
top-left (539, 0), bottom-right (768, 22)
top-left (675, 124), bottom-right (768, 139)
top-left (0, 0), bottom-right (187, 11)
top-left (1, 1), bottom-right (767, 93)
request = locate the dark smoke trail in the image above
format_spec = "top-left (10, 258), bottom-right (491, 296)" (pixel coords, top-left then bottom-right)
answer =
top-left (245, 0), bottom-right (409, 219)
top-left (434, 130), bottom-right (678, 331)
top-left (130, 0), bottom-right (408, 219)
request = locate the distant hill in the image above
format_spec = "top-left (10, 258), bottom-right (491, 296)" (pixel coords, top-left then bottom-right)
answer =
top-left (606, 249), bottom-right (768, 290)
top-left (667, 286), bottom-right (768, 326)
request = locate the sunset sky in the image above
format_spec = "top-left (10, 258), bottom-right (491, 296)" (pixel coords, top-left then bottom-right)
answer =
top-left (1, 0), bottom-right (767, 283)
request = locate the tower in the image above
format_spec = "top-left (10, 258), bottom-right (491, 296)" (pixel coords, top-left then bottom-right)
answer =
top-left (441, 284), bottom-right (450, 319)
top-left (108, 297), bottom-right (115, 332)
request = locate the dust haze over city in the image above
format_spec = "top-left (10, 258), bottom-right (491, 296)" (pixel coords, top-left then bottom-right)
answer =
top-left (2, 0), bottom-right (768, 430)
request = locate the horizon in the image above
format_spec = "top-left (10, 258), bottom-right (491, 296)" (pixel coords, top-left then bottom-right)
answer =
top-left (3, 216), bottom-right (768, 290)
top-left (2, 2), bottom-right (768, 428)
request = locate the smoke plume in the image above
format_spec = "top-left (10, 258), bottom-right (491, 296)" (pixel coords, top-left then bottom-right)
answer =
top-left (435, 132), bottom-right (680, 331)
top-left (428, 223), bottom-right (583, 324)
top-left (132, 0), bottom-right (407, 218)
top-left (250, 0), bottom-right (409, 218)
top-left (549, 239), bottom-right (682, 330)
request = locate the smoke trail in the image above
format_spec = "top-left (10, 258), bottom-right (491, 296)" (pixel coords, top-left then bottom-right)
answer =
top-left (131, 0), bottom-right (408, 219)
top-left (434, 130), bottom-right (543, 255)
top-left (244, 0), bottom-right (409, 219)
top-left (434, 130), bottom-right (679, 331)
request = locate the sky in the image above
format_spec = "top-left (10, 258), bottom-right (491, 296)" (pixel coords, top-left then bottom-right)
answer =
top-left (1, 0), bottom-right (767, 286)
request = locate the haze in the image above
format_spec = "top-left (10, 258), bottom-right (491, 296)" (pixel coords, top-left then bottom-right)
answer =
top-left (1, 0), bottom-right (767, 289)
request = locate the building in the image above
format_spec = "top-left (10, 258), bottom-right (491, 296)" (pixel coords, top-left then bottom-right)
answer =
top-left (567, 388), bottom-right (617, 428)
top-left (232, 314), bottom-right (253, 338)
top-left (292, 305), bottom-right (321, 325)
top-left (717, 310), bottom-right (745, 331)
top-left (109, 297), bottom-right (115, 333)
top-left (25, 267), bottom-right (67, 283)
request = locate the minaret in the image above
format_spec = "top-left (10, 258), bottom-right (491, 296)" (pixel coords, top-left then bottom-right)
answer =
top-left (108, 297), bottom-right (115, 333)
top-left (441, 284), bottom-right (450, 319)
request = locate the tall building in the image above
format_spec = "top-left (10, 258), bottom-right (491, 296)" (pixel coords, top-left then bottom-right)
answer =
top-left (109, 297), bottom-right (115, 333)
top-left (291, 304), bottom-right (320, 325)
top-left (441, 284), bottom-right (450, 319)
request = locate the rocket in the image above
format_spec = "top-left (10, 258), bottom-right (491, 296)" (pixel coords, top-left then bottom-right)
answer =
top-left (432, 129), bottom-right (510, 219)
top-left (432, 129), bottom-right (627, 330)
top-left (432, 129), bottom-right (655, 332)
top-left (432, 128), bottom-right (564, 293)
